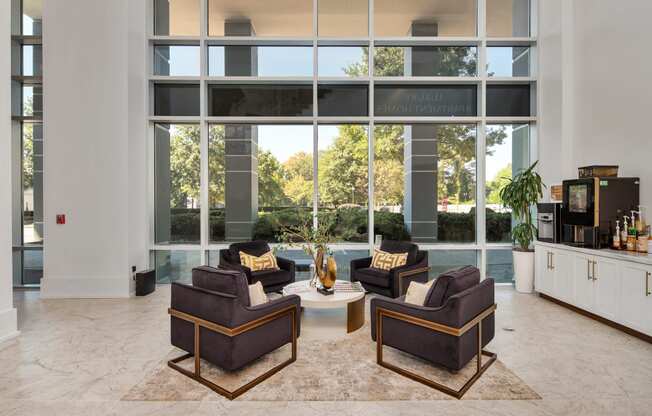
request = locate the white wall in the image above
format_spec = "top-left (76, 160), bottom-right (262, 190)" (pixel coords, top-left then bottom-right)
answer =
top-left (41, 0), bottom-right (148, 298)
top-left (0, 0), bottom-right (19, 342)
top-left (538, 0), bottom-right (652, 209)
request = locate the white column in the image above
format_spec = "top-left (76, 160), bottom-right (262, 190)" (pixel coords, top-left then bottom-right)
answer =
top-left (0, 0), bottom-right (19, 342)
top-left (40, 0), bottom-right (135, 298)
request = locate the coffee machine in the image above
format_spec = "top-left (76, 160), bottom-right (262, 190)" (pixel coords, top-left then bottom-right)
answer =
top-left (561, 177), bottom-right (640, 248)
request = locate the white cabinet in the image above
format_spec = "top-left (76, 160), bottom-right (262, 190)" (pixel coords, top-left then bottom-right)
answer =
top-left (573, 253), bottom-right (595, 312)
top-left (535, 242), bottom-right (652, 338)
top-left (535, 248), bottom-right (554, 295)
top-left (593, 257), bottom-right (621, 322)
top-left (619, 263), bottom-right (652, 335)
top-left (552, 250), bottom-right (573, 303)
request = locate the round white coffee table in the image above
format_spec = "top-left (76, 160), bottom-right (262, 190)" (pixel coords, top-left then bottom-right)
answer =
top-left (282, 280), bottom-right (366, 333)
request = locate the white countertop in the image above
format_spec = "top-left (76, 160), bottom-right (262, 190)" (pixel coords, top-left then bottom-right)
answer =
top-left (535, 241), bottom-right (652, 266)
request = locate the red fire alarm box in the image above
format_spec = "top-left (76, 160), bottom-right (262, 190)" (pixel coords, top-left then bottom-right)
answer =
top-left (56, 214), bottom-right (66, 225)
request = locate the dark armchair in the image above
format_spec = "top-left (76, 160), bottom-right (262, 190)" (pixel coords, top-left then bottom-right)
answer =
top-left (350, 240), bottom-right (429, 298)
top-left (168, 266), bottom-right (301, 400)
top-left (219, 240), bottom-right (295, 293)
top-left (370, 266), bottom-right (496, 399)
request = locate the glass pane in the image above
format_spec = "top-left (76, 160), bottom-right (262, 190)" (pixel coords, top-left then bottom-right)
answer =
top-left (209, 0), bottom-right (312, 37)
top-left (374, 85), bottom-right (477, 117)
top-left (154, 124), bottom-right (200, 244)
top-left (22, 85), bottom-right (43, 117)
top-left (22, 0), bottom-right (42, 35)
top-left (23, 249), bottom-right (44, 285)
top-left (209, 124), bottom-right (313, 243)
top-left (23, 123), bottom-right (43, 244)
top-left (487, 249), bottom-right (514, 283)
top-left (208, 46), bottom-right (312, 77)
top-left (318, 0), bottom-right (368, 37)
top-left (373, 124), bottom-right (477, 243)
top-left (318, 47), bottom-right (368, 77)
top-left (486, 84), bottom-right (531, 117)
top-left (153, 84), bottom-right (200, 116)
top-left (318, 125), bottom-right (369, 243)
top-left (428, 250), bottom-right (478, 279)
top-left (485, 124), bottom-right (530, 242)
top-left (22, 45), bottom-right (42, 77)
top-left (153, 45), bottom-right (200, 76)
top-left (374, 0), bottom-right (477, 37)
top-left (487, 0), bottom-right (530, 37)
top-left (151, 250), bottom-right (201, 283)
top-left (374, 46), bottom-right (477, 77)
top-left (154, 0), bottom-right (200, 36)
top-left (317, 85), bottom-right (368, 117)
top-left (487, 47), bottom-right (530, 77)
top-left (208, 85), bottom-right (313, 117)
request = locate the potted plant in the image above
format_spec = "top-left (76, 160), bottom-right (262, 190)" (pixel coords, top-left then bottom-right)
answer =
top-left (499, 161), bottom-right (545, 293)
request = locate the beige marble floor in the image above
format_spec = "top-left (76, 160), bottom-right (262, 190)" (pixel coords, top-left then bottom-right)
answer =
top-left (0, 286), bottom-right (651, 416)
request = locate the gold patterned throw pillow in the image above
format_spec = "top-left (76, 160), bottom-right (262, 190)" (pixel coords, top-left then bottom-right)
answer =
top-left (239, 250), bottom-right (279, 272)
top-left (371, 249), bottom-right (408, 271)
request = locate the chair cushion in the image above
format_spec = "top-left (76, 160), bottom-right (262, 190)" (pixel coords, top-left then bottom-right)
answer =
top-left (228, 241), bottom-right (271, 264)
top-left (371, 249), bottom-right (408, 271)
top-left (404, 280), bottom-right (435, 306)
top-left (424, 266), bottom-right (480, 308)
top-left (192, 266), bottom-right (251, 306)
top-left (380, 240), bottom-right (418, 265)
top-left (355, 267), bottom-right (391, 288)
top-left (248, 281), bottom-right (269, 306)
top-left (250, 268), bottom-right (293, 287)
top-left (239, 250), bottom-right (279, 271)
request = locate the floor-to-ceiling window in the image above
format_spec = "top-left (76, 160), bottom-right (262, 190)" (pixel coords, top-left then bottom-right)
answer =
top-left (148, 0), bottom-right (537, 284)
top-left (11, 0), bottom-right (44, 287)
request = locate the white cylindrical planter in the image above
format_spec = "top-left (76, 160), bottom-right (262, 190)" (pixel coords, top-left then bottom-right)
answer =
top-left (513, 250), bottom-right (535, 293)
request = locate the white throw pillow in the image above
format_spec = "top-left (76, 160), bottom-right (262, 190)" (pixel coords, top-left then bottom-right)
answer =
top-left (248, 281), bottom-right (268, 307)
top-left (404, 280), bottom-right (434, 306)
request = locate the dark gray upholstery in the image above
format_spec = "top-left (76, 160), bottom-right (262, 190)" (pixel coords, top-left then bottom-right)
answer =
top-left (192, 266), bottom-right (251, 307)
top-left (350, 240), bottom-right (428, 298)
top-left (371, 273), bottom-right (495, 372)
top-left (171, 267), bottom-right (301, 372)
top-left (424, 265), bottom-right (480, 308)
top-left (219, 240), bottom-right (295, 293)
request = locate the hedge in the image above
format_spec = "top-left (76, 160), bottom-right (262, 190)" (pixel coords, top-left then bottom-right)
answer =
top-left (168, 207), bottom-right (512, 243)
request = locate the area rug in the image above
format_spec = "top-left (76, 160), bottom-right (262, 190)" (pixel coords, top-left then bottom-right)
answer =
top-left (123, 325), bottom-right (539, 401)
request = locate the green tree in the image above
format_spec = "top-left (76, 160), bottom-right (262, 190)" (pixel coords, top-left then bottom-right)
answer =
top-left (318, 125), bottom-right (369, 206)
top-left (22, 124), bottom-right (34, 190)
top-left (208, 126), bottom-right (225, 208)
top-left (169, 125), bottom-right (200, 208)
top-left (283, 152), bottom-right (313, 206)
top-left (258, 149), bottom-right (288, 207)
top-left (486, 164), bottom-right (513, 205)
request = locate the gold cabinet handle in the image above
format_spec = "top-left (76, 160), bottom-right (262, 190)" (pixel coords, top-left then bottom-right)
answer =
top-left (587, 260), bottom-right (592, 280)
top-left (646, 272), bottom-right (651, 297)
top-left (550, 252), bottom-right (554, 270)
top-left (547, 252), bottom-right (551, 270)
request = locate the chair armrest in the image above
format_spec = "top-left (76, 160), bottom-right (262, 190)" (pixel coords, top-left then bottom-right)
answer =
top-left (389, 251), bottom-right (429, 296)
top-left (350, 257), bottom-right (373, 281)
top-left (370, 295), bottom-right (448, 340)
top-left (234, 294), bottom-right (302, 335)
top-left (170, 282), bottom-right (239, 328)
top-left (276, 256), bottom-right (295, 272)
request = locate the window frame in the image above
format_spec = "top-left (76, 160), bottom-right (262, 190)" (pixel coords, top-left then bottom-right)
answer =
top-left (147, 0), bottom-right (539, 282)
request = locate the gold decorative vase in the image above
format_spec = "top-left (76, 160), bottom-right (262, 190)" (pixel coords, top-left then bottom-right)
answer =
top-left (319, 256), bottom-right (337, 289)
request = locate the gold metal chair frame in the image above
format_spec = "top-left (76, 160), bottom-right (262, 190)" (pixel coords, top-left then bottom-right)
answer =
top-left (167, 305), bottom-right (297, 400)
top-left (376, 304), bottom-right (497, 399)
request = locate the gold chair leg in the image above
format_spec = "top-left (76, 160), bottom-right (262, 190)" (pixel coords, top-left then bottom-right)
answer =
top-left (168, 308), bottom-right (297, 400)
top-left (376, 308), bottom-right (497, 399)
